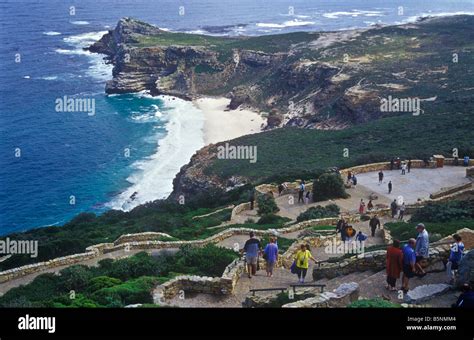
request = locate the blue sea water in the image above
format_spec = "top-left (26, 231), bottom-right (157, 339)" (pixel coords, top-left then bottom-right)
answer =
top-left (1, 0), bottom-right (473, 234)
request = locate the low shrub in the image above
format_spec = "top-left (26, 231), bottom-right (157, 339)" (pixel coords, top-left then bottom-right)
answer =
top-left (296, 204), bottom-right (340, 222)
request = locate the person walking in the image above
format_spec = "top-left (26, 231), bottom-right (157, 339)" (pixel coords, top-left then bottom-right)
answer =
top-left (367, 199), bottom-right (374, 211)
top-left (388, 181), bottom-right (393, 194)
top-left (390, 199), bottom-right (398, 218)
top-left (415, 223), bottom-right (429, 276)
top-left (294, 244), bottom-right (316, 283)
top-left (398, 203), bottom-right (406, 220)
top-left (359, 199), bottom-right (366, 214)
top-left (402, 238), bottom-right (417, 293)
top-left (243, 231), bottom-right (262, 278)
top-left (446, 234), bottom-right (464, 284)
top-left (401, 163), bottom-right (407, 175)
top-left (369, 214), bottom-right (381, 237)
top-left (347, 171), bottom-right (352, 184)
top-left (378, 170), bottom-right (384, 184)
top-left (263, 237), bottom-right (279, 278)
top-left (386, 239), bottom-right (403, 291)
top-left (278, 183), bottom-right (284, 196)
top-left (305, 191), bottom-right (311, 204)
top-left (407, 159), bottom-right (412, 173)
top-left (352, 174), bottom-right (357, 187)
top-left (249, 187), bottom-right (255, 210)
top-left (298, 181), bottom-right (305, 204)
top-left (390, 158), bottom-right (394, 171)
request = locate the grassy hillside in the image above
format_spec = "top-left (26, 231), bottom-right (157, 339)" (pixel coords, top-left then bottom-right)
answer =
top-left (205, 111), bottom-right (474, 183)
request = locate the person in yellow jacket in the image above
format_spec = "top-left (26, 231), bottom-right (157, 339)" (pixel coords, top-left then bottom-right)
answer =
top-left (294, 244), bottom-right (317, 283)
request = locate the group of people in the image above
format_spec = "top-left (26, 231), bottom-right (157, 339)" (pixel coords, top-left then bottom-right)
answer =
top-left (385, 224), bottom-right (465, 293)
top-left (278, 181), bottom-right (312, 204)
top-left (336, 217), bottom-right (368, 242)
top-left (242, 232), bottom-right (317, 283)
top-left (390, 199), bottom-right (406, 220)
top-left (346, 171), bottom-right (357, 187)
top-left (243, 232), bottom-right (279, 278)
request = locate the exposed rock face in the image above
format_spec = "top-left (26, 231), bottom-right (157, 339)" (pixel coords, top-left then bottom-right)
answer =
top-left (87, 16), bottom-right (474, 199)
top-left (457, 249), bottom-right (474, 287)
top-left (406, 284), bottom-right (451, 304)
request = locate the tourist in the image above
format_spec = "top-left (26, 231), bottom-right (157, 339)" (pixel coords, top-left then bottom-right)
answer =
top-left (305, 191), bottom-right (311, 204)
top-left (453, 283), bottom-right (474, 308)
top-left (294, 244), bottom-right (316, 283)
top-left (345, 225), bottom-right (356, 242)
top-left (446, 234), bottom-right (464, 284)
top-left (369, 214), bottom-right (381, 237)
top-left (388, 181), bottom-right (393, 194)
top-left (243, 231), bottom-right (262, 278)
top-left (396, 157), bottom-right (401, 169)
top-left (390, 199), bottom-right (398, 218)
top-left (352, 174), bottom-right (357, 187)
top-left (356, 231), bottom-right (368, 242)
top-left (402, 238), bottom-right (417, 293)
top-left (347, 171), bottom-right (352, 184)
top-left (359, 199), bottom-right (365, 214)
top-left (390, 158), bottom-right (394, 171)
top-left (336, 217), bottom-right (346, 233)
top-left (398, 203), bottom-right (406, 220)
top-left (414, 223), bottom-right (429, 276)
top-left (407, 159), bottom-right (412, 173)
top-left (401, 162), bottom-right (407, 175)
top-left (298, 180), bottom-right (305, 203)
top-left (278, 183), bottom-right (284, 196)
top-left (386, 239), bottom-right (403, 291)
top-left (249, 187), bottom-right (255, 210)
top-left (378, 170), bottom-right (384, 184)
top-left (367, 199), bottom-right (374, 211)
top-left (263, 237), bottom-right (279, 278)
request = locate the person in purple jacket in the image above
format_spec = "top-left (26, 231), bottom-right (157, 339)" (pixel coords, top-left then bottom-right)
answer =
top-left (263, 237), bottom-right (279, 277)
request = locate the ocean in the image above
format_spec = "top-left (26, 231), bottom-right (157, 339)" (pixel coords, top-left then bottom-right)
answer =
top-left (1, 0), bottom-right (473, 234)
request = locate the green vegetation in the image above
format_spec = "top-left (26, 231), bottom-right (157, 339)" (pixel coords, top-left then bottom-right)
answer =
top-left (410, 200), bottom-right (474, 223)
top-left (385, 200), bottom-right (474, 241)
top-left (257, 194), bottom-right (280, 215)
top-left (347, 298), bottom-right (401, 308)
top-left (0, 203), bottom-right (236, 271)
top-left (312, 173), bottom-right (348, 202)
top-left (205, 112), bottom-right (474, 184)
top-left (0, 245), bottom-right (238, 308)
top-left (257, 213), bottom-right (289, 225)
top-left (296, 204), bottom-right (340, 222)
top-left (385, 219), bottom-right (474, 242)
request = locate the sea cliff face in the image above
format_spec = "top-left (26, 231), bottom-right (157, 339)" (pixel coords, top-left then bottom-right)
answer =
top-left (89, 16), bottom-right (474, 199)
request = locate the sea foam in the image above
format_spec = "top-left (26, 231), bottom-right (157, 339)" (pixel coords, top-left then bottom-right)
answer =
top-left (107, 95), bottom-right (205, 211)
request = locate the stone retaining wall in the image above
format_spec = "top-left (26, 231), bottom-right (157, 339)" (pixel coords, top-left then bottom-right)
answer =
top-left (0, 251), bottom-right (98, 283)
top-left (0, 217), bottom-right (343, 284)
top-left (158, 258), bottom-right (246, 299)
top-left (430, 182), bottom-right (472, 199)
top-left (282, 282), bottom-right (360, 308)
top-left (312, 245), bottom-right (450, 281)
top-left (467, 167), bottom-right (474, 178)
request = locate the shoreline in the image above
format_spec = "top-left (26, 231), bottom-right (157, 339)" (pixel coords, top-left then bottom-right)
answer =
top-left (194, 97), bottom-right (265, 145)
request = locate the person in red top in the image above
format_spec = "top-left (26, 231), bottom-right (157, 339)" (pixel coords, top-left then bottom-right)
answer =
top-left (386, 239), bottom-right (403, 291)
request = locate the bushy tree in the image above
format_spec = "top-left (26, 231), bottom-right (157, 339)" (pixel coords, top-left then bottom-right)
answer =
top-left (257, 194), bottom-right (279, 215)
top-left (296, 204), bottom-right (340, 222)
top-left (312, 173), bottom-right (348, 202)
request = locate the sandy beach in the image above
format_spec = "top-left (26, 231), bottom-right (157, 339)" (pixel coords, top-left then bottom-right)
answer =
top-left (194, 97), bottom-right (265, 145)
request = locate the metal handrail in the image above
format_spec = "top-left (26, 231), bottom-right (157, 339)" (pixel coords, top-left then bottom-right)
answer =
top-left (290, 284), bottom-right (326, 293)
top-left (249, 287), bottom-right (287, 296)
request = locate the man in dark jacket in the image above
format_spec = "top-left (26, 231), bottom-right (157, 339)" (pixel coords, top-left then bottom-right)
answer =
top-left (369, 215), bottom-right (381, 237)
top-left (390, 199), bottom-right (398, 218)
